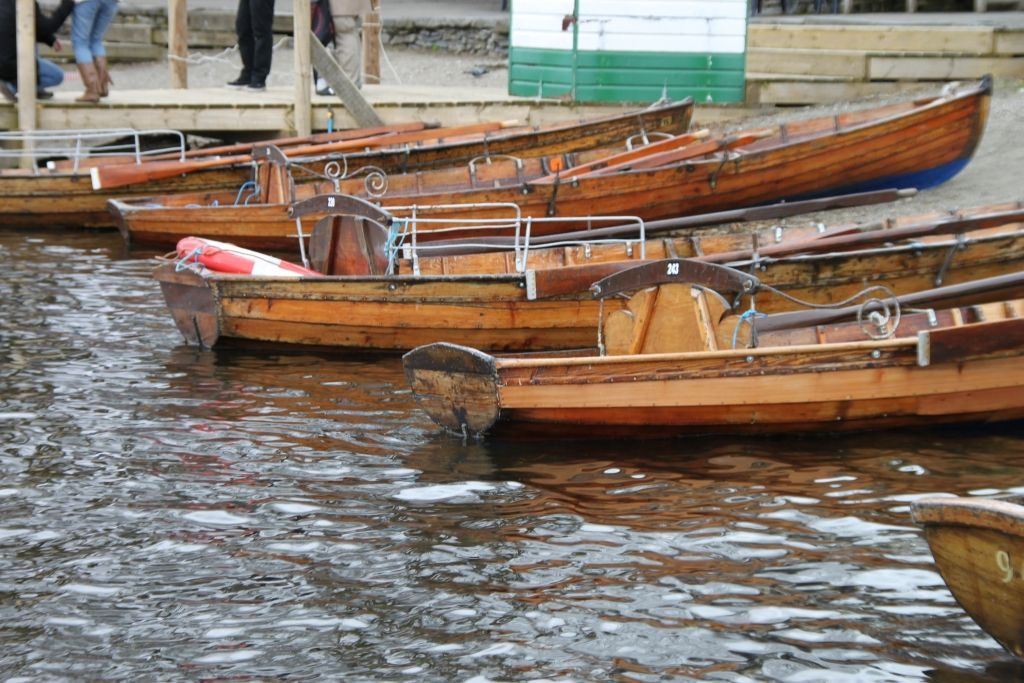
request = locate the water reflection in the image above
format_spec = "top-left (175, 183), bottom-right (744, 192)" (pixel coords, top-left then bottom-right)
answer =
top-left (1, 228), bottom-right (1023, 681)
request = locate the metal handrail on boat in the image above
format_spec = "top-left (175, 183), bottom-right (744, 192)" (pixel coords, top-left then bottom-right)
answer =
top-left (0, 128), bottom-right (186, 173)
top-left (384, 202), bottom-right (646, 276)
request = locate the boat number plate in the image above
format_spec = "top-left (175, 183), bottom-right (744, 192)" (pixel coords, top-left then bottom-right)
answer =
top-left (996, 550), bottom-right (1022, 583)
top-left (666, 262), bottom-right (680, 276)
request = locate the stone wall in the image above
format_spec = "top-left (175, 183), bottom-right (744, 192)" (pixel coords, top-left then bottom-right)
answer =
top-left (382, 18), bottom-right (510, 56)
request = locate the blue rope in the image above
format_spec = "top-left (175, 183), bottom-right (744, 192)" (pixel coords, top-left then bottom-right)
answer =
top-left (386, 219), bottom-right (408, 273)
top-left (174, 246), bottom-right (203, 272)
top-left (731, 308), bottom-right (767, 349)
top-left (234, 180), bottom-right (260, 206)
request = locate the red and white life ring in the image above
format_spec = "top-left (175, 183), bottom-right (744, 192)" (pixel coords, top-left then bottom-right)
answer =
top-left (176, 237), bottom-right (321, 278)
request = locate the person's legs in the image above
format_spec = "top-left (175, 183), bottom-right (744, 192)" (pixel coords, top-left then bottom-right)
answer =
top-left (72, 0), bottom-right (99, 64)
top-left (233, 0), bottom-right (254, 85)
top-left (249, 0), bottom-right (275, 86)
top-left (37, 57), bottom-right (65, 90)
top-left (71, 0), bottom-right (102, 101)
top-left (88, 0), bottom-right (117, 96)
top-left (330, 15), bottom-right (361, 87)
top-left (86, 0), bottom-right (118, 59)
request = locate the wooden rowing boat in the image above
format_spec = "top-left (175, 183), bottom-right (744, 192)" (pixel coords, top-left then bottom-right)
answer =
top-left (912, 496), bottom-right (1024, 658)
top-left (0, 123), bottom-right (429, 229)
top-left (153, 195), bottom-right (1024, 352)
top-left (108, 141), bottom-right (637, 250)
top-left (110, 125), bottom-right (715, 250)
top-left (402, 260), bottom-right (1024, 437)
top-left (113, 78), bottom-right (990, 248)
top-left (359, 77), bottom-right (990, 230)
top-left (4, 100), bottom-right (693, 229)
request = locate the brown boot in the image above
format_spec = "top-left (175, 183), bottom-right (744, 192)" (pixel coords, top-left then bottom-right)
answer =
top-left (94, 56), bottom-right (112, 98)
top-left (76, 62), bottom-right (101, 103)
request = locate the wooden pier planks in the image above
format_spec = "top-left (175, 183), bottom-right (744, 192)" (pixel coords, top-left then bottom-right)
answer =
top-left (747, 20), bottom-right (1024, 105)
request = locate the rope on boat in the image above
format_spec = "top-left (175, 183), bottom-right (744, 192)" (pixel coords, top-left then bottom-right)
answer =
top-left (234, 180), bottom-right (260, 206)
top-left (731, 308), bottom-right (767, 349)
top-left (174, 247), bottom-right (203, 272)
top-left (386, 219), bottom-right (409, 274)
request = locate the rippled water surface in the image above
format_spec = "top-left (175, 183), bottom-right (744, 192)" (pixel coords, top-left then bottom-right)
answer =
top-left (3, 228), bottom-right (1024, 682)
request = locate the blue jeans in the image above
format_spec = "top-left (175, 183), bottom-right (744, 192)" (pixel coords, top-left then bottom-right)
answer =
top-left (38, 58), bottom-right (65, 89)
top-left (5, 56), bottom-right (64, 93)
top-left (72, 0), bottom-right (118, 64)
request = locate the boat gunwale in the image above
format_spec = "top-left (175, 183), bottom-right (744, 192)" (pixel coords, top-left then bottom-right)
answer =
top-left (912, 496), bottom-right (1024, 537)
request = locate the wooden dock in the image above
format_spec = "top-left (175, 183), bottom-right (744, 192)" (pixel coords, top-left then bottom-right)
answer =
top-left (2, 12), bottom-right (1023, 136)
top-left (0, 85), bottom-right (757, 138)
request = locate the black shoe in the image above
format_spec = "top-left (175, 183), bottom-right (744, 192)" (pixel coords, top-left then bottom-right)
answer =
top-left (36, 88), bottom-right (54, 100)
top-left (226, 74), bottom-right (250, 88)
top-left (247, 81), bottom-right (266, 91)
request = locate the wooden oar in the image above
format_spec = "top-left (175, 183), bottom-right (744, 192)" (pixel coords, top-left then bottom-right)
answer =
top-left (49, 122), bottom-right (431, 171)
top-left (531, 130), bottom-right (710, 184)
top-left (571, 129), bottom-right (774, 178)
top-left (703, 207), bottom-right (1024, 265)
top-left (91, 121), bottom-right (517, 190)
top-left (753, 271), bottom-right (1024, 334)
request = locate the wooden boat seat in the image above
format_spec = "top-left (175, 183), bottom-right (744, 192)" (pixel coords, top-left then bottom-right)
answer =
top-left (309, 214), bottom-right (391, 276)
top-left (602, 284), bottom-right (731, 355)
top-left (593, 259), bottom-right (761, 355)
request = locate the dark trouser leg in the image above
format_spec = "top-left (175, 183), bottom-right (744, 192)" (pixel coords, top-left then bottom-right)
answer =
top-left (250, 0), bottom-right (276, 83)
top-left (235, 0), bottom-right (254, 79)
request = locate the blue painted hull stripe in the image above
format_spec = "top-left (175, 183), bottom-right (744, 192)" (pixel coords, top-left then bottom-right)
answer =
top-left (782, 157), bottom-right (972, 203)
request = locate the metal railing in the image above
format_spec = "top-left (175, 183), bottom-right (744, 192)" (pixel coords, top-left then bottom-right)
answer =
top-left (0, 128), bottom-right (187, 173)
top-left (382, 202), bottom-right (647, 277)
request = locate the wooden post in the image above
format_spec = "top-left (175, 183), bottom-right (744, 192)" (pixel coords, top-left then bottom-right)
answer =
top-left (15, 0), bottom-right (37, 168)
top-left (906, 0), bottom-right (917, 11)
top-left (975, 0), bottom-right (987, 9)
top-left (841, 0), bottom-right (853, 12)
top-left (168, 0), bottom-right (188, 88)
top-left (293, 0), bottom-right (312, 135)
top-left (363, 0), bottom-right (381, 85)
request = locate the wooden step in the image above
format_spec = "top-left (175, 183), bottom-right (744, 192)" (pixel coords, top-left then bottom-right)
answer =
top-left (38, 42), bottom-right (165, 63)
top-left (995, 30), bottom-right (1024, 54)
top-left (104, 23), bottom-right (154, 44)
top-left (869, 54), bottom-right (1024, 79)
top-left (747, 47), bottom-right (869, 78)
top-left (745, 76), bottom-right (923, 105)
top-left (152, 29), bottom-right (239, 48)
top-left (748, 23), bottom-right (997, 53)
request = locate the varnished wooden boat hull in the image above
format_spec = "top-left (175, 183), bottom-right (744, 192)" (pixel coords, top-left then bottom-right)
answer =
top-left (912, 496), bottom-right (1024, 658)
top-left (153, 264), bottom-right (614, 352)
top-left (110, 78), bottom-right (990, 247)
top-left (152, 215), bottom-right (1024, 352)
top-left (360, 78), bottom-right (990, 230)
top-left (108, 143), bottom-right (620, 249)
top-left (0, 166), bottom-right (253, 229)
top-left (7, 100), bottom-right (694, 231)
top-left (404, 317), bottom-right (1024, 437)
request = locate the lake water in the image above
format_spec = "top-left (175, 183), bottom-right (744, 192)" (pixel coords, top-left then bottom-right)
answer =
top-left (2, 227), bottom-right (1024, 682)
